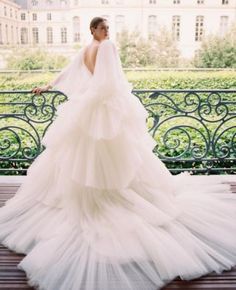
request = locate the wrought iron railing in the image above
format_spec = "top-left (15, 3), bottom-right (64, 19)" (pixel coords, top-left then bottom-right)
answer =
top-left (0, 89), bottom-right (235, 175)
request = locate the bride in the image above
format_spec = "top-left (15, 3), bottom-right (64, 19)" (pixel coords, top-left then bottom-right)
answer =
top-left (0, 16), bottom-right (236, 290)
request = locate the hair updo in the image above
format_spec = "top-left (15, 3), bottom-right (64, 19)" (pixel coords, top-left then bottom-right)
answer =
top-left (90, 17), bottom-right (107, 35)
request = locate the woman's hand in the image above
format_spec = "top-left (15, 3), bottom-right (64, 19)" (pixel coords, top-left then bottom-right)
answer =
top-left (31, 84), bottom-right (52, 95)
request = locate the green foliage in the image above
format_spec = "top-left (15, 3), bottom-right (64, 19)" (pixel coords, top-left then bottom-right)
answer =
top-left (1, 70), bottom-right (236, 175)
top-left (126, 71), bottom-right (236, 90)
top-left (0, 72), bottom-right (52, 90)
top-left (117, 30), bottom-right (155, 67)
top-left (194, 24), bottom-right (236, 68)
top-left (1, 71), bottom-right (236, 91)
top-left (151, 26), bottom-right (180, 68)
top-left (117, 27), bottom-right (180, 68)
top-left (6, 48), bottom-right (68, 70)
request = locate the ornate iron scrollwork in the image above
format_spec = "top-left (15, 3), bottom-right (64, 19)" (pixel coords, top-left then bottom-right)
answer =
top-left (133, 89), bottom-right (236, 174)
top-left (0, 89), bottom-right (235, 174)
top-left (0, 90), bottom-right (67, 174)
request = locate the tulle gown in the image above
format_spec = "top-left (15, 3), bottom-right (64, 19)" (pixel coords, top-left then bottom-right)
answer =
top-left (0, 39), bottom-right (236, 290)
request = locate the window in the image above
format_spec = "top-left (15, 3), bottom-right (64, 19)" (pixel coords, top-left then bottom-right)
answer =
top-left (222, 0), bottom-right (229, 4)
top-left (173, 0), bottom-right (180, 3)
top-left (194, 49), bottom-right (201, 60)
top-left (10, 8), bottom-right (13, 18)
top-left (61, 27), bottom-right (67, 43)
top-left (60, 0), bottom-right (67, 6)
top-left (47, 27), bottom-right (53, 43)
top-left (21, 27), bottom-right (28, 44)
top-left (4, 6), bottom-right (7, 16)
top-left (32, 27), bottom-right (39, 43)
top-left (149, 0), bottom-right (157, 3)
top-left (11, 25), bottom-right (14, 43)
top-left (148, 15), bottom-right (157, 38)
top-left (16, 27), bottom-right (19, 43)
top-left (73, 16), bottom-right (80, 42)
top-left (172, 15), bottom-right (180, 41)
top-left (220, 15), bottom-right (229, 36)
top-left (195, 15), bottom-right (204, 41)
top-left (32, 13), bottom-right (37, 21)
top-left (46, 0), bottom-right (53, 4)
top-left (101, 15), bottom-right (109, 20)
top-left (197, 0), bottom-right (204, 4)
top-left (74, 33), bottom-right (80, 42)
top-left (47, 13), bottom-right (52, 20)
top-left (0, 24), bottom-right (2, 44)
top-left (115, 15), bottom-right (125, 37)
top-left (74, 0), bottom-right (79, 4)
top-left (21, 13), bottom-right (26, 20)
top-left (32, 0), bottom-right (38, 5)
top-left (101, 0), bottom-right (109, 4)
top-left (15, 10), bottom-right (17, 19)
top-left (5, 24), bottom-right (8, 44)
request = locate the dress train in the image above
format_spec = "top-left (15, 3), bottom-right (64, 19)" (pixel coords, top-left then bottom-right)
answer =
top-left (0, 39), bottom-right (236, 290)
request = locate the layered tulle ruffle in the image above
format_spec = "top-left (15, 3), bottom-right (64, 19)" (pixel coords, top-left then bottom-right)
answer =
top-left (0, 166), bottom-right (236, 290)
top-left (0, 39), bottom-right (236, 290)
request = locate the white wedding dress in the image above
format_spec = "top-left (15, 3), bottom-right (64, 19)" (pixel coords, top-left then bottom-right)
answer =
top-left (0, 39), bottom-right (236, 290)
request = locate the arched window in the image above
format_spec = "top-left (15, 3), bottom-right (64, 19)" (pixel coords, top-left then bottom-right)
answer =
top-left (195, 15), bottom-right (204, 41)
top-left (172, 15), bottom-right (181, 41)
top-left (61, 27), bottom-right (67, 43)
top-left (5, 24), bottom-right (9, 44)
top-left (60, 0), bottom-right (67, 7)
top-left (115, 15), bottom-right (125, 37)
top-left (73, 16), bottom-right (80, 42)
top-left (32, 27), bottom-right (39, 44)
top-left (47, 27), bottom-right (53, 44)
top-left (220, 15), bottom-right (229, 36)
top-left (148, 15), bottom-right (157, 38)
top-left (16, 27), bottom-right (19, 44)
top-left (21, 27), bottom-right (28, 44)
top-left (32, 0), bottom-right (38, 6)
top-left (101, 15), bottom-right (109, 21)
top-left (11, 25), bottom-right (14, 44)
top-left (0, 23), bottom-right (2, 44)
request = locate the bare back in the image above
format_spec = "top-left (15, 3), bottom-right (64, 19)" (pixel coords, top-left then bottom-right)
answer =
top-left (83, 43), bottom-right (99, 75)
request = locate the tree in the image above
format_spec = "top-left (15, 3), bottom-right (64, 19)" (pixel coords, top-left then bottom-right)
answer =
top-left (117, 30), bottom-right (155, 67)
top-left (6, 48), bottom-right (68, 70)
top-left (194, 23), bottom-right (236, 68)
top-left (152, 26), bottom-right (180, 68)
top-left (117, 27), bottom-right (180, 68)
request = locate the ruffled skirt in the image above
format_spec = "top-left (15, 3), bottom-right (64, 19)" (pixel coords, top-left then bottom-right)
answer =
top-left (0, 88), bottom-right (236, 290)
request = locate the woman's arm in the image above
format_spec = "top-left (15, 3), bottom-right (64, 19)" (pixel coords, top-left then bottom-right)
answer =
top-left (31, 83), bottom-right (52, 95)
top-left (31, 48), bottom-right (84, 95)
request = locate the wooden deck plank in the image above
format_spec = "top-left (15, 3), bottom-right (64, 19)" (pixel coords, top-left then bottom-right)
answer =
top-left (0, 180), bottom-right (236, 290)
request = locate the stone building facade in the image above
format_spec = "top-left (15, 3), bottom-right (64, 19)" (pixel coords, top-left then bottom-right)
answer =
top-left (0, 0), bottom-right (236, 58)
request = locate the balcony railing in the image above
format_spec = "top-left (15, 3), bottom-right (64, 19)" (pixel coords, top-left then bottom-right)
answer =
top-left (0, 89), bottom-right (235, 175)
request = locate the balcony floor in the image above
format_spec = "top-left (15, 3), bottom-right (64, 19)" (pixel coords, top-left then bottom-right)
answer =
top-left (0, 176), bottom-right (236, 290)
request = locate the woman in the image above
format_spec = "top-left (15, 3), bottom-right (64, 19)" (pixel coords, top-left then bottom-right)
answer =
top-left (0, 16), bottom-right (236, 290)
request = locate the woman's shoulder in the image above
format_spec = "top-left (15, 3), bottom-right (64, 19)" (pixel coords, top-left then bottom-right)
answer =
top-left (99, 39), bottom-right (116, 48)
top-left (98, 39), bottom-right (117, 54)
